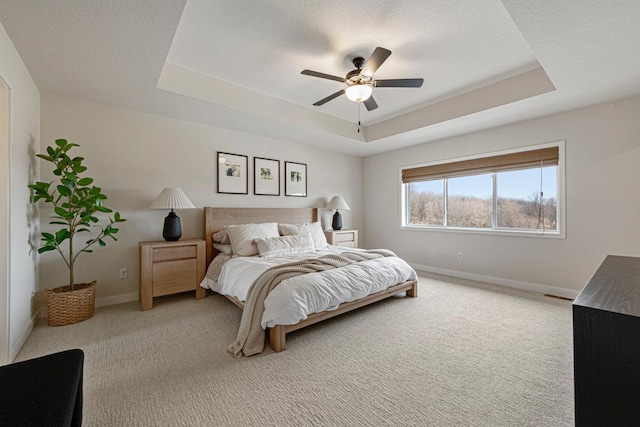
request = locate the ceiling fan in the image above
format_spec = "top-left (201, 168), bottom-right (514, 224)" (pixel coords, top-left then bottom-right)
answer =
top-left (301, 47), bottom-right (423, 111)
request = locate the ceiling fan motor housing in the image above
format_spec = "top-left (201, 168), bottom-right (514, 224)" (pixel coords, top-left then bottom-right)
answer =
top-left (346, 57), bottom-right (372, 86)
top-left (346, 69), bottom-right (362, 85)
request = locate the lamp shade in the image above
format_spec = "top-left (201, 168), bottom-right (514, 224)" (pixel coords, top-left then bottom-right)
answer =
top-left (345, 84), bottom-right (373, 102)
top-left (149, 187), bottom-right (195, 210)
top-left (325, 196), bottom-right (350, 211)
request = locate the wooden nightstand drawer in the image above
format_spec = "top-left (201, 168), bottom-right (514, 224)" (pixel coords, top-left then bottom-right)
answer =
top-left (139, 239), bottom-right (206, 310)
top-left (324, 230), bottom-right (359, 248)
top-left (335, 231), bottom-right (356, 243)
top-left (152, 259), bottom-right (197, 296)
top-left (153, 245), bottom-right (196, 262)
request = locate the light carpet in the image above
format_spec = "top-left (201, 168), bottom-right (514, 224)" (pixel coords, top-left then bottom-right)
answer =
top-left (16, 273), bottom-right (574, 426)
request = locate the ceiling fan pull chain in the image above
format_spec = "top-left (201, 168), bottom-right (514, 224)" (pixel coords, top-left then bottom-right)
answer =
top-left (357, 102), bottom-right (361, 133)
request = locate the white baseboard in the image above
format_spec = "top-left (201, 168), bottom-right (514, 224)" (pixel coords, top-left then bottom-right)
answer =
top-left (95, 292), bottom-right (138, 308)
top-left (11, 308), bottom-right (40, 362)
top-left (410, 263), bottom-right (580, 300)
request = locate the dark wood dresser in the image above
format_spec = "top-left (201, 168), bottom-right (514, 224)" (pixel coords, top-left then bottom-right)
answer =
top-left (573, 255), bottom-right (640, 426)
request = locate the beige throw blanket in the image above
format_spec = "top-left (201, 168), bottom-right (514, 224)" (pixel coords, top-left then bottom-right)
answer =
top-left (228, 249), bottom-right (395, 357)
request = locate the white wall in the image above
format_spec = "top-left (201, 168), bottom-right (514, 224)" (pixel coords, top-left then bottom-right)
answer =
top-left (0, 22), bottom-right (41, 362)
top-left (40, 94), bottom-right (363, 304)
top-left (363, 95), bottom-right (640, 296)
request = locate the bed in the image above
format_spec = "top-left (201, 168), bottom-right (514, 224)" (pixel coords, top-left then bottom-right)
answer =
top-left (201, 207), bottom-right (418, 355)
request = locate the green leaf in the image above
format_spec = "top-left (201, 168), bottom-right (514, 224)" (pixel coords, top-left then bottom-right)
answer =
top-left (77, 228), bottom-right (91, 233)
top-left (36, 153), bottom-right (53, 162)
top-left (57, 185), bottom-right (72, 197)
top-left (81, 249), bottom-right (93, 253)
top-left (98, 239), bottom-right (106, 247)
top-left (55, 229), bottom-right (70, 244)
top-left (54, 207), bottom-right (70, 218)
top-left (37, 246), bottom-right (56, 254)
top-left (77, 177), bottom-right (93, 186)
top-left (61, 178), bottom-right (76, 187)
top-left (58, 156), bottom-right (69, 171)
top-left (41, 232), bottom-right (55, 240)
top-left (55, 139), bottom-right (67, 147)
top-left (46, 146), bottom-right (55, 155)
top-left (48, 221), bottom-right (68, 226)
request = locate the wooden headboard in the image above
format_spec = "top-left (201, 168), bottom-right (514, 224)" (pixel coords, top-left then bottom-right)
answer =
top-left (204, 207), bottom-right (318, 265)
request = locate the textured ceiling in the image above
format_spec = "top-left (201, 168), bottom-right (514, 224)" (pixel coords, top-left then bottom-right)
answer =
top-left (1, 0), bottom-right (639, 157)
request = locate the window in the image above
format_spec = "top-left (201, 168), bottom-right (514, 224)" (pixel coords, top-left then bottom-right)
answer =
top-left (401, 143), bottom-right (563, 236)
top-left (447, 174), bottom-right (492, 228)
top-left (496, 167), bottom-right (557, 230)
top-left (407, 180), bottom-right (444, 226)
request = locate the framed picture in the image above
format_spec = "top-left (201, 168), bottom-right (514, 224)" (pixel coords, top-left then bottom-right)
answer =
top-left (254, 157), bottom-right (280, 196)
top-left (285, 161), bottom-right (307, 197)
top-left (217, 152), bottom-right (248, 194)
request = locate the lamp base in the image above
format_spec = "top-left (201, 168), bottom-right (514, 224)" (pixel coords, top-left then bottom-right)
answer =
top-left (163, 210), bottom-right (182, 241)
top-left (332, 211), bottom-right (342, 231)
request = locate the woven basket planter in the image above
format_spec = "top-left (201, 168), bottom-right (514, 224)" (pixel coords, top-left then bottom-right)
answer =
top-left (46, 281), bottom-right (97, 326)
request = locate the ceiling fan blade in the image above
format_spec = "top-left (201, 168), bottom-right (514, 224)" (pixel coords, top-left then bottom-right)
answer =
top-left (313, 89), bottom-right (345, 106)
top-left (375, 78), bottom-right (424, 88)
top-left (363, 96), bottom-right (378, 111)
top-left (361, 47), bottom-right (392, 77)
top-left (301, 70), bottom-right (345, 83)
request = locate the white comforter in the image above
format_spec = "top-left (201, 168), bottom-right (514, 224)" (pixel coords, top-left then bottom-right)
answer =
top-left (200, 246), bottom-right (417, 328)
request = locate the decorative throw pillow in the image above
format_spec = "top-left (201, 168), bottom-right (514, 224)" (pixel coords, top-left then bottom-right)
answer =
top-left (212, 229), bottom-right (230, 244)
top-left (213, 243), bottom-right (233, 255)
top-left (278, 222), bottom-right (328, 249)
top-left (254, 234), bottom-right (315, 257)
top-left (226, 223), bottom-right (279, 256)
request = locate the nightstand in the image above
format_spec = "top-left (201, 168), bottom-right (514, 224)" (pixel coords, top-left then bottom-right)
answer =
top-left (324, 229), bottom-right (358, 248)
top-left (139, 239), bottom-right (206, 311)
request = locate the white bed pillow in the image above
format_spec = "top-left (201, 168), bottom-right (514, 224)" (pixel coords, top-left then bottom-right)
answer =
top-left (227, 223), bottom-right (279, 256)
top-left (212, 229), bottom-right (230, 244)
top-left (254, 234), bottom-right (316, 257)
top-left (279, 222), bottom-right (328, 249)
top-left (213, 243), bottom-right (233, 255)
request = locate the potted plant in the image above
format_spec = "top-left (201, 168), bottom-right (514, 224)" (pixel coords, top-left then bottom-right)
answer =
top-left (29, 139), bottom-right (126, 326)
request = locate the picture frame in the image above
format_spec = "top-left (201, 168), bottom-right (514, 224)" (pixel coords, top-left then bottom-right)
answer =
top-left (254, 157), bottom-right (280, 196)
top-left (217, 152), bottom-right (248, 194)
top-left (284, 161), bottom-right (307, 197)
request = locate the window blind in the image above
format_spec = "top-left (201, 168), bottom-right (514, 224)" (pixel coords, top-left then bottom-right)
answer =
top-left (401, 146), bottom-right (559, 183)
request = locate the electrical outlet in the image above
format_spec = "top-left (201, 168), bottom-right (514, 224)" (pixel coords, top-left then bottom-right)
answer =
top-left (119, 268), bottom-right (128, 279)
top-left (457, 252), bottom-right (464, 261)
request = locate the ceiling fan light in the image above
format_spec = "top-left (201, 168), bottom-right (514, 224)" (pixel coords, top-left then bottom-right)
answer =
top-left (345, 84), bottom-right (373, 102)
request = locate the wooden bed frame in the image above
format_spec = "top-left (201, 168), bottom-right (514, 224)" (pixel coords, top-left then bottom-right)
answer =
top-left (204, 207), bottom-right (418, 352)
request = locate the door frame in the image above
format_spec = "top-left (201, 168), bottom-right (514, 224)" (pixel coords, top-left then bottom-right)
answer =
top-left (0, 75), bottom-right (11, 365)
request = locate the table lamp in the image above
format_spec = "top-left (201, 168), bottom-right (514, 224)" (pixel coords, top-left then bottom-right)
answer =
top-left (325, 196), bottom-right (350, 230)
top-left (149, 187), bottom-right (195, 241)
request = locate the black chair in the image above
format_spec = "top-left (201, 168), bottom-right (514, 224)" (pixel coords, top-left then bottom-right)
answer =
top-left (0, 348), bottom-right (84, 426)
